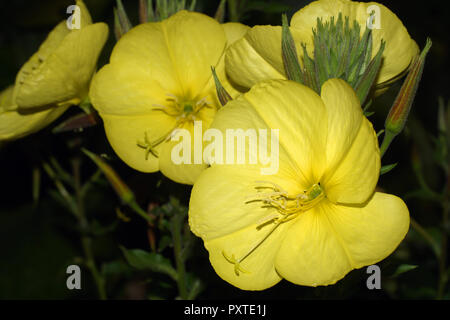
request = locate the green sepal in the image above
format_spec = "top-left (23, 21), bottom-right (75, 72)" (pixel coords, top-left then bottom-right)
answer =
top-left (281, 14), bottom-right (304, 84)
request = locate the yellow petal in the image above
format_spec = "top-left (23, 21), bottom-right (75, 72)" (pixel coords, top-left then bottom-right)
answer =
top-left (162, 11), bottom-right (226, 99)
top-left (225, 26), bottom-right (285, 89)
top-left (89, 63), bottom-right (168, 116)
top-left (323, 116), bottom-right (380, 204)
top-left (242, 80), bottom-right (327, 186)
top-left (77, 0), bottom-right (93, 28)
top-left (15, 22), bottom-right (108, 109)
top-left (275, 193), bottom-right (410, 286)
top-left (111, 11), bottom-right (226, 100)
top-left (190, 90), bottom-right (306, 239)
top-left (158, 122), bottom-right (209, 185)
top-left (0, 86), bottom-right (69, 141)
top-left (290, 0), bottom-right (419, 85)
top-left (100, 112), bottom-right (176, 173)
top-left (319, 79), bottom-right (380, 204)
top-left (222, 22), bottom-right (250, 46)
top-left (204, 218), bottom-right (292, 290)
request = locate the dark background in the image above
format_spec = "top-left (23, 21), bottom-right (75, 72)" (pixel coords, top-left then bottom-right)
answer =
top-left (0, 0), bottom-right (448, 299)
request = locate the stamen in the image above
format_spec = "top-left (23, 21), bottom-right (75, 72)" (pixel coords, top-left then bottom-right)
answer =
top-left (136, 124), bottom-right (180, 159)
top-left (223, 181), bottom-right (325, 275)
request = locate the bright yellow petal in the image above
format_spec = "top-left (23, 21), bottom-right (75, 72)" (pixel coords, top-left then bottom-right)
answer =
top-left (162, 10), bottom-right (226, 99)
top-left (323, 193), bottom-right (410, 268)
top-left (158, 122), bottom-right (209, 185)
top-left (204, 218), bottom-right (292, 290)
top-left (319, 79), bottom-right (380, 204)
top-left (321, 79), bottom-right (363, 170)
top-left (89, 63), bottom-right (168, 116)
top-left (275, 205), bottom-right (351, 287)
top-left (15, 23), bottom-right (108, 109)
top-left (275, 193), bottom-right (409, 286)
top-left (290, 0), bottom-right (419, 85)
top-left (222, 22), bottom-right (250, 46)
top-left (323, 116), bottom-right (380, 204)
top-left (101, 112), bottom-right (176, 173)
top-left (243, 80), bottom-right (327, 186)
top-left (111, 11), bottom-right (226, 101)
top-left (189, 92), bottom-right (304, 240)
top-left (225, 26), bottom-right (285, 89)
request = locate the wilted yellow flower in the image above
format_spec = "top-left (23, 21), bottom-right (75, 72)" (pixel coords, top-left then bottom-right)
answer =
top-left (189, 79), bottom-right (410, 290)
top-left (0, 0), bottom-right (108, 141)
top-left (226, 0), bottom-right (418, 91)
top-left (90, 10), bottom-right (248, 184)
top-left (14, 0), bottom-right (108, 109)
top-left (0, 86), bottom-right (67, 140)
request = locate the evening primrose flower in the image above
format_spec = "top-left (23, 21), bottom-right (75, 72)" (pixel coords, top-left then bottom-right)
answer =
top-left (226, 0), bottom-right (419, 92)
top-left (0, 86), bottom-right (67, 140)
top-left (189, 79), bottom-right (410, 290)
top-left (14, 0), bottom-right (108, 110)
top-left (90, 10), bottom-right (248, 185)
top-left (0, 0), bottom-right (108, 141)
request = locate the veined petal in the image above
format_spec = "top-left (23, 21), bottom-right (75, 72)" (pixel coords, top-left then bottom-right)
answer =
top-left (162, 11), bottom-right (226, 99)
top-left (100, 112), bottom-right (176, 173)
top-left (190, 95), bottom-right (303, 240)
top-left (109, 10), bottom-right (226, 102)
top-left (275, 193), bottom-right (409, 286)
top-left (225, 26), bottom-right (285, 89)
top-left (243, 80), bottom-right (327, 186)
top-left (320, 79), bottom-right (380, 204)
top-left (109, 21), bottom-right (180, 96)
top-left (275, 206), bottom-right (351, 286)
top-left (16, 23), bottom-right (108, 109)
top-left (323, 193), bottom-right (410, 268)
top-left (290, 0), bottom-right (419, 85)
top-left (158, 121), bottom-right (209, 185)
top-left (321, 79), bottom-right (363, 171)
top-left (222, 22), bottom-right (250, 46)
top-left (323, 116), bottom-right (380, 204)
top-left (204, 219), bottom-right (292, 290)
top-left (89, 63), bottom-right (168, 116)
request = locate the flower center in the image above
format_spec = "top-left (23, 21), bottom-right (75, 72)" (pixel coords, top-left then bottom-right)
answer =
top-left (136, 94), bottom-right (212, 159)
top-left (223, 181), bottom-right (325, 276)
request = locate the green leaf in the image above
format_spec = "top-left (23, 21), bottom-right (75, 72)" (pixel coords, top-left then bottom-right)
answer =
top-left (391, 264), bottom-right (418, 278)
top-left (380, 163), bottom-right (397, 175)
top-left (120, 246), bottom-right (178, 281)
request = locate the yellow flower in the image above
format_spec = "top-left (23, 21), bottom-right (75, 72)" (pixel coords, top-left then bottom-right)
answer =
top-left (226, 0), bottom-right (418, 91)
top-left (90, 10), bottom-right (248, 185)
top-left (14, 0), bottom-right (108, 110)
top-left (0, 0), bottom-right (108, 141)
top-left (0, 1), bottom-right (108, 140)
top-left (189, 79), bottom-right (410, 290)
top-left (0, 86), bottom-right (67, 140)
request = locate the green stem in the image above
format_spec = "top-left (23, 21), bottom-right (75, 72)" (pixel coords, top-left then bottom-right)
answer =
top-left (227, 0), bottom-right (239, 21)
top-left (128, 200), bottom-right (155, 225)
top-left (379, 130), bottom-right (396, 158)
top-left (437, 174), bottom-right (449, 300)
top-left (410, 217), bottom-right (440, 259)
top-left (171, 215), bottom-right (188, 299)
top-left (72, 158), bottom-right (107, 300)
